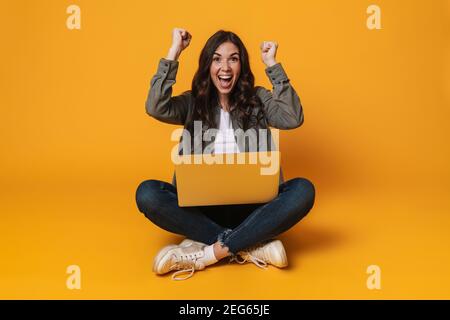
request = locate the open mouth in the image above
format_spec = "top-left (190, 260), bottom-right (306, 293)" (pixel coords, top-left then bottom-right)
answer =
top-left (218, 75), bottom-right (233, 89)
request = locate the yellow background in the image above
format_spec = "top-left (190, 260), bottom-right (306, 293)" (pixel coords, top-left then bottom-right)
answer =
top-left (1, 0), bottom-right (449, 299)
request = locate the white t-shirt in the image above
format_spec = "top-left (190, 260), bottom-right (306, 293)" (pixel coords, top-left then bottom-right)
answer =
top-left (213, 109), bottom-right (240, 154)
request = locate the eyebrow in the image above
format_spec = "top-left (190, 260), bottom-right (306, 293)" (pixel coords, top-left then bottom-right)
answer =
top-left (213, 52), bottom-right (239, 57)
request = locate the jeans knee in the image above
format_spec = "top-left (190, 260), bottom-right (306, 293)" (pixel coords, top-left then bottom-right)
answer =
top-left (135, 179), bottom-right (161, 213)
top-left (290, 177), bottom-right (316, 211)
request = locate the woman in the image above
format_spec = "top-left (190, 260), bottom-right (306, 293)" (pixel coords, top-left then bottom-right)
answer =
top-left (136, 28), bottom-right (315, 280)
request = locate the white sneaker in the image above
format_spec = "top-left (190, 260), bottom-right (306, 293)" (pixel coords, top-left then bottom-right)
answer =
top-left (235, 239), bottom-right (288, 269)
top-left (179, 238), bottom-right (207, 247)
top-left (153, 242), bottom-right (211, 280)
top-left (152, 239), bottom-right (206, 273)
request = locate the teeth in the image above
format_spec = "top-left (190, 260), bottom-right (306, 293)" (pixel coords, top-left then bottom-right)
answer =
top-left (219, 76), bottom-right (232, 80)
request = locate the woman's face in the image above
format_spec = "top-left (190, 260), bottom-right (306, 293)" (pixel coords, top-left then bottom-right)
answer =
top-left (210, 41), bottom-right (241, 96)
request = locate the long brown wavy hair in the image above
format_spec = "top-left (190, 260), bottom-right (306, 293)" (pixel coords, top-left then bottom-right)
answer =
top-left (190, 30), bottom-right (265, 131)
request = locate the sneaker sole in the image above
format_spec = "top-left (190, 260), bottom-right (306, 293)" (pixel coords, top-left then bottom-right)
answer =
top-left (152, 244), bottom-right (178, 274)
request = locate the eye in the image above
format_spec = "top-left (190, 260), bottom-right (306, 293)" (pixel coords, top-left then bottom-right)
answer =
top-left (213, 57), bottom-right (220, 62)
top-left (231, 57), bottom-right (239, 62)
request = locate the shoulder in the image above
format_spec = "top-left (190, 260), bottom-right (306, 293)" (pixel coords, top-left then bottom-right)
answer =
top-left (181, 89), bottom-right (193, 97)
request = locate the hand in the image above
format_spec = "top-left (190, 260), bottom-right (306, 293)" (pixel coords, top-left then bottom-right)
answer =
top-left (166, 28), bottom-right (192, 61)
top-left (260, 41), bottom-right (278, 67)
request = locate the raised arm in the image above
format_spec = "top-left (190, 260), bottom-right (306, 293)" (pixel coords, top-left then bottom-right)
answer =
top-left (256, 41), bottom-right (304, 130)
top-left (145, 28), bottom-right (193, 125)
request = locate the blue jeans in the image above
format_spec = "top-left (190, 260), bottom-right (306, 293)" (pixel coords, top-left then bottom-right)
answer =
top-left (135, 177), bottom-right (315, 254)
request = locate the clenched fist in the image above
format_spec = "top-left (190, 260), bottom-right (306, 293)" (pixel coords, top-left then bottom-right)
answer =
top-left (260, 41), bottom-right (278, 67)
top-left (166, 28), bottom-right (192, 61)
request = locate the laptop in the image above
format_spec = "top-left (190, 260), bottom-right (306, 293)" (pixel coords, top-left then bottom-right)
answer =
top-left (174, 151), bottom-right (280, 207)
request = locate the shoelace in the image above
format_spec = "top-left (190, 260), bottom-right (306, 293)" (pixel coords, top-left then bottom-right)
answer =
top-left (231, 246), bottom-right (268, 269)
top-left (169, 252), bottom-right (203, 281)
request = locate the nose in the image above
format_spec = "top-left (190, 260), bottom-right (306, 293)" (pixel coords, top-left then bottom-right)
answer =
top-left (221, 60), bottom-right (231, 71)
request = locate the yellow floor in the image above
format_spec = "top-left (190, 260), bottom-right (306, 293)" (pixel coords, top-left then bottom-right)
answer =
top-left (1, 177), bottom-right (450, 299)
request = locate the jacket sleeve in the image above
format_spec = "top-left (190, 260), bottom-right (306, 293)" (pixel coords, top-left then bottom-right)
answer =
top-left (145, 58), bottom-right (191, 125)
top-left (256, 63), bottom-right (304, 129)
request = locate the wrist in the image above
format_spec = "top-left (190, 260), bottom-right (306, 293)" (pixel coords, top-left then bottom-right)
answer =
top-left (166, 47), bottom-right (181, 61)
top-left (264, 59), bottom-right (277, 68)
